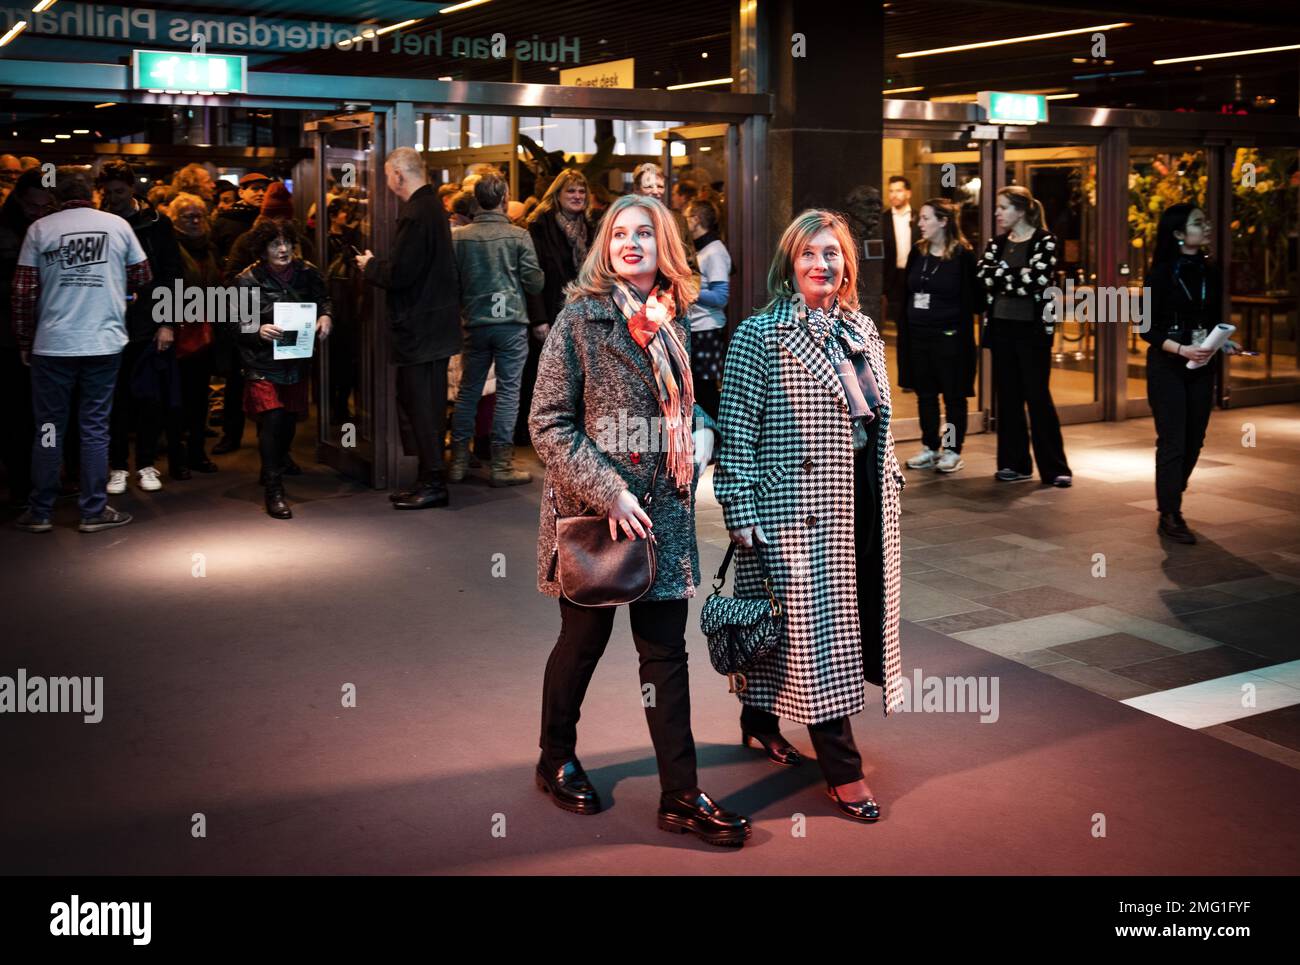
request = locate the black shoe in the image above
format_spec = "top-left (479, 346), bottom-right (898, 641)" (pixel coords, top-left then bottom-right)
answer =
top-left (995, 468), bottom-right (1034, 482)
top-left (826, 783), bottom-right (881, 823)
top-left (189, 459), bottom-right (220, 474)
top-left (78, 506), bottom-right (132, 533)
top-left (534, 758), bottom-right (601, 814)
top-left (392, 481), bottom-right (449, 510)
top-left (657, 789), bottom-right (751, 847)
top-left (742, 729), bottom-right (802, 767)
top-left (1158, 512), bottom-right (1196, 544)
top-left (211, 437), bottom-right (239, 455)
top-left (264, 478), bottom-right (292, 519)
top-left (15, 510), bottom-right (52, 534)
top-left (170, 465), bottom-right (192, 481)
top-left (283, 456), bottom-right (303, 476)
top-left (1052, 474), bottom-right (1072, 488)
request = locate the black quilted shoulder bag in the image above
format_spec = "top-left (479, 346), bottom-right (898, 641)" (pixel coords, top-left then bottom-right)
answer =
top-left (700, 542), bottom-right (783, 694)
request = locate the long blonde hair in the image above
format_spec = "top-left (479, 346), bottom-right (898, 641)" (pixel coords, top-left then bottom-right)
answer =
top-left (565, 194), bottom-right (697, 311)
top-left (527, 168), bottom-right (591, 224)
top-left (764, 209), bottom-right (860, 313)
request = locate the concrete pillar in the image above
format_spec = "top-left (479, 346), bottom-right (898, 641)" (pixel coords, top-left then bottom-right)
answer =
top-left (763, 0), bottom-right (884, 317)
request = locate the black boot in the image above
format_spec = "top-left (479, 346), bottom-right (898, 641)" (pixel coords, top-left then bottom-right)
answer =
top-left (264, 474), bottom-right (292, 519)
top-left (1158, 511), bottom-right (1195, 544)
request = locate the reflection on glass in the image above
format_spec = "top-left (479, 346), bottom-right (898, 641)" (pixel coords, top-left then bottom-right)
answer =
top-left (1007, 144), bottom-right (1098, 407)
top-left (1227, 147), bottom-right (1300, 390)
top-left (319, 126), bottom-right (373, 457)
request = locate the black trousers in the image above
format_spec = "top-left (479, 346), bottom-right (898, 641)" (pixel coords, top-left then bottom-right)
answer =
top-left (910, 333), bottom-right (968, 453)
top-left (178, 351), bottom-right (212, 467)
top-left (256, 407), bottom-right (297, 478)
top-left (738, 444), bottom-right (881, 787)
top-left (1, 346), bottom-right (35, 505)
top-left (109, 340), bottom-right (181, 471)
top-left (540, 597), bottom-right (698, 794)
top-left (220, 344), bottom-right (245, 446)
top-left (395, 359), bottom-right (449, 484)
top-left (990, 327), bottom-right (1071, 480)
top-left (1147, 354), bottom-right (1214, 514)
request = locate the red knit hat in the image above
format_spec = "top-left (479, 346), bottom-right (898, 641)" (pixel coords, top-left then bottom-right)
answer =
top-left (260, 182), bottom-right (294, 219)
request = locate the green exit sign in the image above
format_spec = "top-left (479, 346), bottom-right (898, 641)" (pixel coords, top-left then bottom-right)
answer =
top-left (132, 50), bottom-right (247, 95)
top-left (978, 91), bottom-right (1048, 125)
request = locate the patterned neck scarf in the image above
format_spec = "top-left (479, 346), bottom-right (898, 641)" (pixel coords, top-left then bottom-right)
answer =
top-left (555, 207), bottom-right (588, 272)
top-left (611, 279), bottom-right (696, 489)
top-left (799, 296), bottom-right (883, 429)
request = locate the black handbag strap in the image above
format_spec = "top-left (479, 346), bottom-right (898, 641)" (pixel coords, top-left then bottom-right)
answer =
top-left (551, 450), bottom-right (666, 518)
top-left (710, 540), bottom-right (780, 615)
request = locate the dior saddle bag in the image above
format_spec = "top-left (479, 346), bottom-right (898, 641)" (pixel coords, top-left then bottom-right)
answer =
top-left (547, 452), bottom-right (663, 608)
top-left (700, 541), bottom-right (783, 693)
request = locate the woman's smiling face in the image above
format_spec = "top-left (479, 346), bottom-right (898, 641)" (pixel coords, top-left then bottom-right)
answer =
top-left (609, 205), bottom-right (657, 289)
top-left (794, 227), bottom-right (843, 308)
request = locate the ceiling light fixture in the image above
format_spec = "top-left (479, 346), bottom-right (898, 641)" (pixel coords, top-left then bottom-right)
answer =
top-left (1154, 42), bottom-right (1300, 66)
top-left (666, 77), bottom-right (733, 90)
top-left (899, 23), bottom-right (1131, 58)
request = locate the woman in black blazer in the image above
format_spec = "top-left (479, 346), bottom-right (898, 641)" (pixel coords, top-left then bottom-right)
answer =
top-left (518, 170), bottom-right (593, 445)
top-left (975, 185), bottom-right (1072, 487)
top-left (898, 198), bottom-right (979, 474)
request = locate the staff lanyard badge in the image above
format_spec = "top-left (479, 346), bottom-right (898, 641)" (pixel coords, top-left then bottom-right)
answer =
top-left (913, 254), bottom-right (937, 310)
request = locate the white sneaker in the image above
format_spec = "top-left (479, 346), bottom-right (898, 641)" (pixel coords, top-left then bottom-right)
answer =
top-left (936, 449), bottom-right (965, 473)
top-left (906, 447), bottom-right (937, 470)
top-left (137, 467), bottom-right (163, 491)
top-left (106, 469), bottom-right (128, 495)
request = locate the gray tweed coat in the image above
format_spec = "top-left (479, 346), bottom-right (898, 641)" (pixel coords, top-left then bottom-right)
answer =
top-left (714, 296), bottom-right (905, 724)
top-left (529, 292), bottom-right (718, 601)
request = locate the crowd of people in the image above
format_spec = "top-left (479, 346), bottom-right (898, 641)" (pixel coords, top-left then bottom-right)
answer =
top-left (0, 143), bottom-right (1240, 842)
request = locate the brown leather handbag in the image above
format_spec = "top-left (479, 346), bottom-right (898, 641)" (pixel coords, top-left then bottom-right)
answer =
top-left (548, 453), bottom-right (663, 607)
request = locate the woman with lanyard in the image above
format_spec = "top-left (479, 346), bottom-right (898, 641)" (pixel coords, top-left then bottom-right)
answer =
top-left (899, 198), bottom-right (979, 475)
top-left (1142, 203), bottom-right (1238, 544)
top-left (714, 209), bottom-right (906, 823)
top-left (976, 185), bottom-right (1072, 487)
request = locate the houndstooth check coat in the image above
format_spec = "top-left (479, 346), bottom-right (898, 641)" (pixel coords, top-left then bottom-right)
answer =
top-left (714, 296), bottom-right (905, 724)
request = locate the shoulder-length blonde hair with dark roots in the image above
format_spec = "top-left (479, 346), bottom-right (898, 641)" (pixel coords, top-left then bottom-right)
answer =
top-left (527, 168), bottom-right (591, 225)
top-left (764, 208), bottom-right (860, 313)
top-left (565, 193), bottom-right (697, 311)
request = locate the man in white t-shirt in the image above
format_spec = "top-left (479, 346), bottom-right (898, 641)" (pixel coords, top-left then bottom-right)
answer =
top-left (12, 167), bottom-right (152, 534)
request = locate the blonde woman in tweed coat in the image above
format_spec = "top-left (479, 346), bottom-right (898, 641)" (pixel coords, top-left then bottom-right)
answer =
top-left (714, 209), bottom-right (905, 823)
top-left (528, 193), bottom-right (752, 847)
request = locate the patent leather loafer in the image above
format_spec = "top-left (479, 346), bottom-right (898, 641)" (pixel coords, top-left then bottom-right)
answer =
top-left (1158, 512), bottom-right (1196, 544)
top-left (826, 784), bottom-right (881, 823)
top-left (392, 482), bottom-right (450, 509)
top-left (742, 730), bottom-right (802, 767)
top-left (657, 789), bottom-right (751, 847)
top-left (535, 758), bottom-right (601, 814)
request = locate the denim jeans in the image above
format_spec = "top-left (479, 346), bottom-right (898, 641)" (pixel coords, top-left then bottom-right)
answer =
top-left (29, 352), bottom-right (121, 519)
top-left (451, 324), bottom-right (529, 447)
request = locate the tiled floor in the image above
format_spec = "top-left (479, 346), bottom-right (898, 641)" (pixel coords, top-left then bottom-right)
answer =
top-left (701, 402), bottom-right (1300, 771)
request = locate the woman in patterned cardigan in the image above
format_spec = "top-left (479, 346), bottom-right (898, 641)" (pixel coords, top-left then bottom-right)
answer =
top-left (714, 209), bottom-right (906, 823)
top-left (975, 185), bottom-right (1072, 486)
top-left (528, 193), bottom-right (751, 847)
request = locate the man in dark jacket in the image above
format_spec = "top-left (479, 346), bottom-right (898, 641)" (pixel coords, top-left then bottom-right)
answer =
top-left (98, 160), bottom-right (185, 491)
top-left (211, 171), bottom-right (270, 261)
top-left (356, 147), bottom-right (460, 509)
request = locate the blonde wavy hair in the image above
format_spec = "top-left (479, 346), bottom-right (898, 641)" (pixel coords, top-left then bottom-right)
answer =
top-left (565, 194), bottom-right (697, 311)
top-left (764, 208), bottom-right (860, 313)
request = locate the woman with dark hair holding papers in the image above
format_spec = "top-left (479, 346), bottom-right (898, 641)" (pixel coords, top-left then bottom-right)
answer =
top-left (1142, 203), bottom-right (1238, 545)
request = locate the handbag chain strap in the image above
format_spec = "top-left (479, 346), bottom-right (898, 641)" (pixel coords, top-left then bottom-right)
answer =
top-left (710, 542), bottom-right (781, 618)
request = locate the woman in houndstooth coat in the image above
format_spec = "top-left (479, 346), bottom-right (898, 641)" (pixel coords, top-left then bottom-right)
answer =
top-left (714, 209), bottom-right (905, 822)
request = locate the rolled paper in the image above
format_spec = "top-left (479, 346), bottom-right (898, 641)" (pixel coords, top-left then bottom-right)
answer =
top-left (1187, 323), bottom-right (1235, 370)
